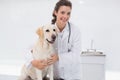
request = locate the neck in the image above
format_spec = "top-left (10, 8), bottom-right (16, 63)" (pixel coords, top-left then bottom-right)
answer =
top-left (56, 22), bottom-right (66, 32)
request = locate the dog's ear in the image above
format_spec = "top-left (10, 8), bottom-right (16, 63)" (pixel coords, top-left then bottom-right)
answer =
top-left (36, 27), bottom-right (44, 38)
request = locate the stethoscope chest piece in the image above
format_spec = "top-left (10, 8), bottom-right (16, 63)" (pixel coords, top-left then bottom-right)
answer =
top-left (68, 43), bottom-right (71, 52)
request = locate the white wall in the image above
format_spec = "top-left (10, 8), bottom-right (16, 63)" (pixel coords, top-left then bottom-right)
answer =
top-left (0, 0), bottom-right (57, 65)
top-left (0, 0), bottom-right (120, 77)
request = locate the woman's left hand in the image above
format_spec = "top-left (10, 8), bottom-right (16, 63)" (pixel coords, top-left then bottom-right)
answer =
top-left (47, 54), bottom-right (59, 65)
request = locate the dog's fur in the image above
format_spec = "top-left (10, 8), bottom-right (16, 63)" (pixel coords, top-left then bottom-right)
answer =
top-left (18, 24), bottom-right (58, 80)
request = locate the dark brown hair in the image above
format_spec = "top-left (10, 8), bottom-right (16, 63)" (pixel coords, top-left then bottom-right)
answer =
top-left (51, 0), bottom-right (72, 24)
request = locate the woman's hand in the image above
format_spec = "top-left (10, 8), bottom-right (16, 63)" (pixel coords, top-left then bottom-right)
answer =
top-left (31, 54), bottom-right (59, 70)
top-left (31, 59), bottom-right (47, 70)
top-left (47, 54), bottom-right (59, 65)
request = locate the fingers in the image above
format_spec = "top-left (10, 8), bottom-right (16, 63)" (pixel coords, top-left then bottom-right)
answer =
top-left (47, 54), bottom-right (59, 65)
top-left (51, 54), bottom-right (57, 58)
top-left (51, 54), bottom-right (55, 57)
top-left (36, 59), bottom-right (47, 70)
top-left (34, 54), bottom-right (58, 69)
top-left (47, 58), bottom-right (53, 65)
top-left (40, 60), bottom-right (47, 66)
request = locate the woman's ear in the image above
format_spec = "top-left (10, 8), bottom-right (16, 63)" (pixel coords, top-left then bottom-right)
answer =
top-left (54, 10), bottom-right (57, 16)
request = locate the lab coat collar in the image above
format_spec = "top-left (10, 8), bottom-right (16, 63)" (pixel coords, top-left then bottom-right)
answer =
top-left (55, 23), bottom-right (69, 41)
top-left (54, 23), bottom-right (69, 33)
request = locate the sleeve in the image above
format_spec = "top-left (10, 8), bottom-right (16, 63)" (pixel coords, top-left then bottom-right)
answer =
top-left (58, 28), bottom-right (81, 67)
top-left (24, 44), bottom-right (34, 69)
top-left (23, 28), bottom-right (37, 69)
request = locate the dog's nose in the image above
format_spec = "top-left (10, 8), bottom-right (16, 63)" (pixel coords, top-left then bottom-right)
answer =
top-left (52, 35), bottom-right (56, 40)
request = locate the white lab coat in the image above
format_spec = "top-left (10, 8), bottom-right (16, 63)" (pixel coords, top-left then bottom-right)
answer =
top-left (25, 22), bottom-right (81, 80)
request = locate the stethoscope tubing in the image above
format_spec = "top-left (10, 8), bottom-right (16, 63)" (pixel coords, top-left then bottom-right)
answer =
top-left (68, 22), bottom-right (71, 44)
top-left (68, 22), bottom-right (71, 52)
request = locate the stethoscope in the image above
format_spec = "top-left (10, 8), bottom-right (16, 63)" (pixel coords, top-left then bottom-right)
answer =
top-left (56, 22), bottom-right (71, 52)
top-left (67, 22), bottom-right (71, 52)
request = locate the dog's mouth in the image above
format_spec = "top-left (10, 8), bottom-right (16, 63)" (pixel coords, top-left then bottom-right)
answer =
top-left (46, 35), bottom-right (56, 44)
top-left (46, 39), bottom-right (55, 44)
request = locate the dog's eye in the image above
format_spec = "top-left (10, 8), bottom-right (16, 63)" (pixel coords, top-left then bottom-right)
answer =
top-left (53, 29), bottom-right (56, 31)
top-left (46, 29), bottom-right (50, 32)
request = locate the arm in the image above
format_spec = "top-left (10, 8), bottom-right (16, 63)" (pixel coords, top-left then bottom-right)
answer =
top-left (47, 54), bottom-right (59, 65)
top-left (58, 32), bottom-right (81, 67)
top-left (47, 27), bottom-right (81, 66)
top-left (24, 46), bottom-right (47, 70)
top-left (31, 59), bottom-right (47, 70)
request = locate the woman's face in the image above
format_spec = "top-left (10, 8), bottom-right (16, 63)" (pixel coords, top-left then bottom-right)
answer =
top-left (55, 6), bottom-right (71, 26)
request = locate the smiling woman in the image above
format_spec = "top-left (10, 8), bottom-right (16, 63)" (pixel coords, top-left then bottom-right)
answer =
top-left (1, 0), bottom-right (120, 80)
top-left (23, 0), bottom-right (81, 80)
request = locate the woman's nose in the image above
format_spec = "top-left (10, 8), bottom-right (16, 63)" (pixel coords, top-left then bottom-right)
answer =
top-left (63, 14), bottom-right (68, 18)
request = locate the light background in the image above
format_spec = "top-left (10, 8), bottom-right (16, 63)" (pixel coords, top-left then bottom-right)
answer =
top-left (0, 0), bottom-right (120, 80)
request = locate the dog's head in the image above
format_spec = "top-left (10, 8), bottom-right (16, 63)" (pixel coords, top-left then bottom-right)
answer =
top-left (36, 24), bottom-right (58, 44)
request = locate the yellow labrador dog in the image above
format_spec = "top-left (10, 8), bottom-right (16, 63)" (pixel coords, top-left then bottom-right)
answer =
top-left (18, 24), bottom-right (57, 80)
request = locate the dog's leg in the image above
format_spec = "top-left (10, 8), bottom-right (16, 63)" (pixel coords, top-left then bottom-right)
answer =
top-left (18, 72), bottom-right (30, 80)
top-left (48, 65), bottom-right (53, 80)
top-left (18, 66), bottom-right (30, 80)
top-left (35, 68), bottom-right (42, 80)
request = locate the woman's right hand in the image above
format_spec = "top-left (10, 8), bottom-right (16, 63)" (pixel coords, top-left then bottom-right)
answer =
top-left (31, 59), bottom-right (47, 70)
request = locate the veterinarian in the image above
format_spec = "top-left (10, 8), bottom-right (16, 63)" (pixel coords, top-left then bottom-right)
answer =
top-left (25, 0), bottom-right (81, 80)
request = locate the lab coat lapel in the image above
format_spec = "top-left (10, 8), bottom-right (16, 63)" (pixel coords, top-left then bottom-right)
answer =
top-left (61, 23), bottom-right (69, 41)
top-left (62, 30), bottom-right (69, 41)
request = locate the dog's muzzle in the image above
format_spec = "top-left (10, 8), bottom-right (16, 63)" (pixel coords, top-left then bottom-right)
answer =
top-left (52, 34), bottom-right (56, 40)
top-left (46, 34), bottom-right (56, 44)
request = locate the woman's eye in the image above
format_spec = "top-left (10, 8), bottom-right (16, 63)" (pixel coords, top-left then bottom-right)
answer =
top-left (61, 11), bottom-right (65, 14)
top-left (46, 29), bottom-right (50, 32)
top-left (67, 12), bottom-right (71, 15)
top-left (53, 29), bottom-right (56, 31)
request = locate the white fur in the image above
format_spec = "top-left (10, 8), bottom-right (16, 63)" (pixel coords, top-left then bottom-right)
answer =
top-left (18, 24), bottom-right (57, 80)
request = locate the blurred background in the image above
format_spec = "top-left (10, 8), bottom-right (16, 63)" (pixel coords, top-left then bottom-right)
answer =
top-left (0, 0), bottom-right (120, 80)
